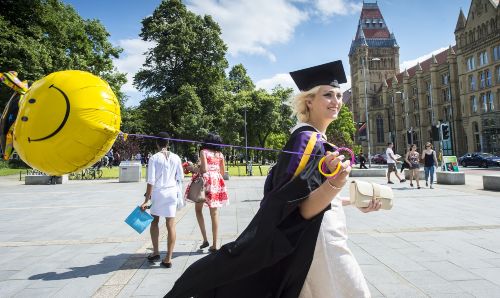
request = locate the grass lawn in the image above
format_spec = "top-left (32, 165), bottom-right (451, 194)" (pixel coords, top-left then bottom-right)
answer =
top-left (0, 168), bottom-right (25, 176)
top-left (97, 164), bottom-right (270, 179)
top-left (0, 164), bottom-right (270, 179)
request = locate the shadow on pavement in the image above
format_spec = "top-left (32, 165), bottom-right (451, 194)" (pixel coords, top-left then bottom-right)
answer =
top-left (28, 253), bottom-right (140, 281)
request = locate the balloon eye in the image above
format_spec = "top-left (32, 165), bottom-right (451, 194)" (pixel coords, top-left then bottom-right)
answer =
top-left (28, 98), bottom-right (36, 104)
top-left (21, 116), bottom-right (28, 121)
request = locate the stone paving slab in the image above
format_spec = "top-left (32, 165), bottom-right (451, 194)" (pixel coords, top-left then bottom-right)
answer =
top-left (0, 174), bottom-right (499, 297)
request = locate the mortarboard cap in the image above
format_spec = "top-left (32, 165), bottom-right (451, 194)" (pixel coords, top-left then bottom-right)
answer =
top-left (289, 60), bottom-right (347, 91)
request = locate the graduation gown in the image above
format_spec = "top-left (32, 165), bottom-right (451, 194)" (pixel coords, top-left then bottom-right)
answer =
top-left (165, 125), bottom-right (334, 298)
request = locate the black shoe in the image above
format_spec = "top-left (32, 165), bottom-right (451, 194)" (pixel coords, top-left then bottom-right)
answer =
top-left (410, 183), bottom-right (414, 187)
top-left (388, 181), bottom-right (394, 184)
top-left (208, 247), bottom-right (218, 253)
top-left (199, 241), bottom-right (209, 249)
top-left (147, 254), bottom-right (160, 261)
top-left (425, 181), bottom-right (428, 186)
top-left (417, 186), bottom-right (421, 189)
top-left (160, 261), bottom-right (172, 268)
top-left (400, 179), bottom-right (406, 183)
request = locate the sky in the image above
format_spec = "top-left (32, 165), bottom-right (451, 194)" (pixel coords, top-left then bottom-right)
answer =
top-left (63, 0), bottom-right (473, 107)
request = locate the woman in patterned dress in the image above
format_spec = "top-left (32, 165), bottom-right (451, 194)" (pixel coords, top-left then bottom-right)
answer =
top-left (185, 133), bottom-right (228, 252)
top-left (405, 144), bottom-right (421, 189)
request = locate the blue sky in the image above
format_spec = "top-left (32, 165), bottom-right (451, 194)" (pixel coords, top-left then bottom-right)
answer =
top-left (64, 0), bottom-right (472, 107)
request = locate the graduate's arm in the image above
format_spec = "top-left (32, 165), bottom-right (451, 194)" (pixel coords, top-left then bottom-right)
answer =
top-left (299, 152), bottom-right (351, 220)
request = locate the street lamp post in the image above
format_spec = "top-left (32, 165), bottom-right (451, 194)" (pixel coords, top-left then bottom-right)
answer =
top-left (243, 106), bottom-right (252, 176)
top-left (361, 57), bottom-right (380, 168)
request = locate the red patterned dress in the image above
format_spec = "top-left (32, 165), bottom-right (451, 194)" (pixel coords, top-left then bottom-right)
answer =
top-left (185, 149), bottom-right (229, 207)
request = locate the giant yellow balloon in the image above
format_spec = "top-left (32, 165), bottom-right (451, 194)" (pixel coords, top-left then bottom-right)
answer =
top-left (13, 70), bottom-right (121, 175)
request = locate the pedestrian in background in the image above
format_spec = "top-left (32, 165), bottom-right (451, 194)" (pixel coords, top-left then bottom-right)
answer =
top-left (140, 132), bottom-right (184, 268)
top-left (386, 142), bottom-right (405, 184)
top-left (405, 144), bottom-right (421, 189)
top-left (186, 132), bottom-right (229, 253)
top-left (358, 152), bottom-right (368, 169)
top-left (421, 142), bottom-right (438, 189)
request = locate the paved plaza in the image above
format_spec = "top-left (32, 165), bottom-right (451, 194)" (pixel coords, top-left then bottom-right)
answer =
top-left (0, 171), bottom-right (499, 297)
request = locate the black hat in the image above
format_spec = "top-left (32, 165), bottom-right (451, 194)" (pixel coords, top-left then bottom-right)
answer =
top-left (289, 60), bottom-right (347, 91)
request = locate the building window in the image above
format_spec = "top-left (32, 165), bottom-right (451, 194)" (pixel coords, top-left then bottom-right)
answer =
top-left (480, 72), bottom-right (486, 88)
top-left (376, 115), bottom-right (384, 143)
top-left (486, 69), bottom-right (491, 87)
top-left (469, 75), bottom-right (476, 91)
top-left (442, 89), bottom-right (448, 101)
top-left (482, 93), bottom-right (488, 112)
top-left (427, 111), bottom-right (432, 123)
top-left (441, 73), bottom-right (449, 85)
top-left (493, 45), bottom-right (500, 61)
top-left (471, 95), bottom-right (477, 113)
top-left (496, 66), bottom-right (500, 84)
top-left (479, 51), bottom-right (489, 66)
top-left (427, 94), bottom-right (431, 107)
top-left (487, 91), bottom-right (495, 111)
top-left (467, 56), bottom-right (475, 71)
top-left (413, 87), bottom-right (418, 96)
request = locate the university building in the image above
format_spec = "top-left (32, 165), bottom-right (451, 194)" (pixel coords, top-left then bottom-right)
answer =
top-left (349, 0), bottom-right (500, 157)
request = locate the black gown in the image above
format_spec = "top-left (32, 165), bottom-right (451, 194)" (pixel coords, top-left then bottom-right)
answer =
top-left (165, 125), bottom-right (334, 298)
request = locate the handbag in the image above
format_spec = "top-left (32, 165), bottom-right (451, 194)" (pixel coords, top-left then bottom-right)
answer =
top-left (349, 180), bottom-right (393, 210)
top-left (187, 174), bottom-right (206, 203)
top-left (124, 206), bottom-right (154, 234)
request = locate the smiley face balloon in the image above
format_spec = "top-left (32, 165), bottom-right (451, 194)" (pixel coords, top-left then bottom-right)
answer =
top-left (13, 70), bottom-right (121, 176)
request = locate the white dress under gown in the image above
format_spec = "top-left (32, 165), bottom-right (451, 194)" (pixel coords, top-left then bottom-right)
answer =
top-left (299, 196), bottom-right (371, 298)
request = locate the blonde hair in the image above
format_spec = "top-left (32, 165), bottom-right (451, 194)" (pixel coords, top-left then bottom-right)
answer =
top-left (291, 86), bottom-right (321, 122)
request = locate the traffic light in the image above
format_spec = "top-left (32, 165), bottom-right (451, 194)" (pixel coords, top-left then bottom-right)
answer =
top-left (441, 124), bottom-right (450, 140)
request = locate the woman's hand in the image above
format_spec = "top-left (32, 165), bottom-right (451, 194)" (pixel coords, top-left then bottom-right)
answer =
top-left (358, 198), bottom-right (382, 213)
top-left (140, 202), bottom-right (150, 211)
top-left (324, 151), bottom-right (351, 188)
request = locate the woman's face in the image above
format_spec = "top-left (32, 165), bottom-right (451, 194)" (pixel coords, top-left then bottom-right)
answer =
top-left (307, 85), bottom-right (343, 122)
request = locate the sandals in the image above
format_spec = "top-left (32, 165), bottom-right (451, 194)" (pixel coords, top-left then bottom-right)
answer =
top-left (160, 261), bottom-right (172, 268)
top-left (208, 247), bottom-right (218, 253)
top-left (199, 241), bottom-right (209, 249)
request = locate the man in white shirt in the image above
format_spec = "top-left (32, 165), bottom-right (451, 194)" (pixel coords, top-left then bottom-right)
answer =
top-left (386, 142), bottom-right (405, 184)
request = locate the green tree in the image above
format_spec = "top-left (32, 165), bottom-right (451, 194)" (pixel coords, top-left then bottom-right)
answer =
top-left (134, 0), bottom-right (228, 106)
top-left (227, 64), bottom-right (255, 93)
top-left (0, 0), bottom-right (127, 108)
top-left (326, 105), bottom-right (356, 148)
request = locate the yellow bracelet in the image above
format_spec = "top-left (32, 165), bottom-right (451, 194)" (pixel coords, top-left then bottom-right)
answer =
top-left (318, 156), bottom-right (342, 178)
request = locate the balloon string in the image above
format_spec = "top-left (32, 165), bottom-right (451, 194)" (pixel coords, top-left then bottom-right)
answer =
top-left (120, 132), bottom-right (355, 165)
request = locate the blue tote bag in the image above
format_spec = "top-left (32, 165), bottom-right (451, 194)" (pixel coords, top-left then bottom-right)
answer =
top-left (125, 206), bottom-right (153, 234)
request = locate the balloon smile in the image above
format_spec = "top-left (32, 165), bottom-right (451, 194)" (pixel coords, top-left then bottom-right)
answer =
top-left (28, 84), bottom-right (70, 142)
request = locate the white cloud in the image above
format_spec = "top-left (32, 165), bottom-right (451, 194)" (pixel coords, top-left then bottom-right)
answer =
top-left (256, 73), bottom-right (298, 92)
top-left (113, 38), bottom-right (155, 93)
top-left (313, 0), bottom-right (362, 17)
top-left (399, 47), bottom-right (448, 71)
top-left (187, 0), bottom-right (308, 61)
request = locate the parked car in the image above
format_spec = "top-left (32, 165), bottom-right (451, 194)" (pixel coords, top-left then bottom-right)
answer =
top-left (458, 152), bottom-right (500, 168)
top-left (370, 153), bottom-right (387, 164)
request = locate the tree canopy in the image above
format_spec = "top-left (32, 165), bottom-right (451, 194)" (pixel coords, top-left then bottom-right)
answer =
top-left (0, 0), bottom-right (127, 108)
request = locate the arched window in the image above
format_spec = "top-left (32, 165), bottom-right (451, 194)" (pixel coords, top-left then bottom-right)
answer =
top-left (376, 115), bottom-right (384, 143)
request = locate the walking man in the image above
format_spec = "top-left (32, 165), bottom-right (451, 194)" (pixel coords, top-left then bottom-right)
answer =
top-left (386, 142), bottom-right (405, 184)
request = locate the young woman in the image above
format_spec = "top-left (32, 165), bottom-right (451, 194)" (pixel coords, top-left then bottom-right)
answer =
top-left (140, 132), bottom-right (184, 268)
top-left (165, 60), bottom-right (377, 298)
top-left (185, 133), bottom-right (228, 252)
top-left (405, 144), bottom-right (421, 189)
top-left (421, 142), bottom-right (438, 189)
